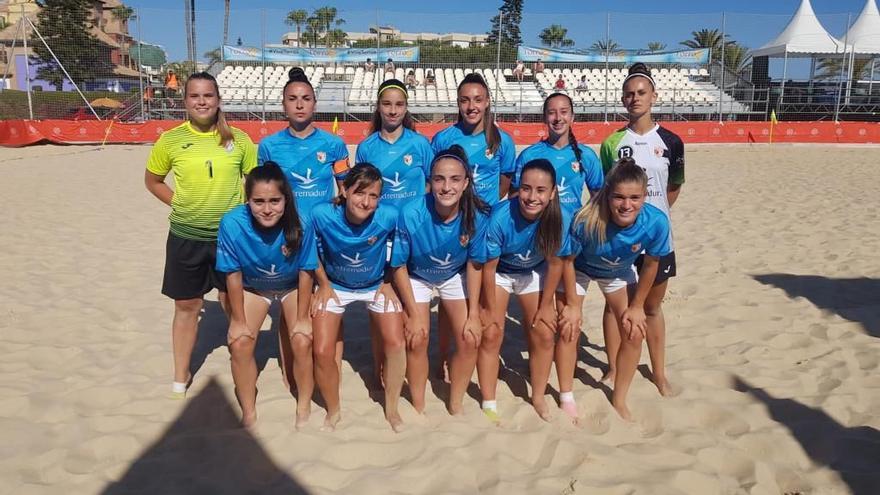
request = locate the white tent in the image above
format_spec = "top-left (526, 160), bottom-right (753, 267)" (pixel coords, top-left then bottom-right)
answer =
top-left (844, 0), bottom-right (880, 54)
top-left (751, 0), bottom-right (851, 57)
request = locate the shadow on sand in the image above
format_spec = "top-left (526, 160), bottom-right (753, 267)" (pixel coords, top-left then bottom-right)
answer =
top-left (753, 274), bottom-right (880, 338)
top-left (102, 377), bottom-right (311, 495)
top-left (734, 377), bottom-right (880, 495)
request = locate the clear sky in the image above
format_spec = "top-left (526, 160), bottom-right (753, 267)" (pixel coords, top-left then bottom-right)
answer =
top-left (124, 0), bottom-right (872, 73)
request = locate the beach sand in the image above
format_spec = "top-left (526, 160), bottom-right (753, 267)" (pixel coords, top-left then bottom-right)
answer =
top-left (0, 143), bottom-right (878, 494)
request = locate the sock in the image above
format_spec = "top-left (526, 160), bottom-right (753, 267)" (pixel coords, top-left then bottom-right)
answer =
top-left (172, 381), bottom-right (188, 394)
top-left (560, 391), bottom-right (575, 403)
top-left (481, 400), bottom-right (497, 412)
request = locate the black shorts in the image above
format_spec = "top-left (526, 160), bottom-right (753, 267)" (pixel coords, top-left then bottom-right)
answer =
top-left (635, 251), bottom-right (676, 285)
top-left (161, 232), bottom-right (227, 300)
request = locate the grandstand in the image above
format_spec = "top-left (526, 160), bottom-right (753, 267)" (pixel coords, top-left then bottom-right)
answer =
top-left (212, 63), bottom-right (753, 120)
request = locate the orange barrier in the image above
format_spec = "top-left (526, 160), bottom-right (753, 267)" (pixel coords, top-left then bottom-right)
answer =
top-left (1, 119), bottom-right (879, 147)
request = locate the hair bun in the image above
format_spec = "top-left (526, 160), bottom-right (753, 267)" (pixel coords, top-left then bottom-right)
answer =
top-left (628, 63), bottom-right (650, 75)
top-left (288, 67), bottom-right (308, 82)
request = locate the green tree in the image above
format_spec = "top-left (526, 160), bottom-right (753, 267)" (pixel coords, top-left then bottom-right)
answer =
top-left (304, 16), bottom-right (322, 47)
top-left (487, 0), bottom-right (522, 46)
top-left (111, 5), bottom-right (135, 27)
top-left (32, 0), bottom-right (111, 90)
top-left (591, 39), bottom-right (620, 53)
top-left (539, 24), bottom-right (573, 49)
top-left (203, 47), bottom-right (221, 66)
top-left (816, 56), bottom-right (875, 81)
top-left (285, 9), bottom-right (308, 47)
top-left (680, 28), bottom-right (730, 62)
top-left (312, 7), bottom-right (345, 47)
top-left (646, 41), bottom-right (666, 53)
top-left (723, 43), bottom-right (749, 73)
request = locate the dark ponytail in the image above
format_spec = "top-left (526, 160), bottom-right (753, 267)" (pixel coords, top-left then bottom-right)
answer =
top-left (284, 67), bottom-right (315, 94)
top-left (521, 159), bottom-right (562, 258)
top-left (542, 92), bottom-right (584, 175)
top-left (623, 62), bottom-right (656, 90)
top-left (430, 145), bottom-right (490, 242)
top-left (457, 73), bottom-right (501, 155)
top-left (245, 161), bottom-right (302, 255)
top-left (333, 162), bottom-right (384, 206)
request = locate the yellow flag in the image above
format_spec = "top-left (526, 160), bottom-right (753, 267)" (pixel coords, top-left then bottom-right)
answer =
top-left (770, 110), bottom-right (778, 125)
top-left (331, 116), bottom-right (339, 135)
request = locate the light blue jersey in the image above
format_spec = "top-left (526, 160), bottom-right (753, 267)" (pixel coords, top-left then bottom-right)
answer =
top-left (571, 203), bottom-right (671, 279)
top-left (390, 195), bottom-right (488, 284)
top-left (431, 124), bottom-right (516, 206)
top-left (258, 127), bottom-right (349, 211)
top-left (311, 202), bottom-right (398, 291)
top-left (355, 128), bottom-right (434, 206)
top-left (216, 205), bottom-right (318, 291)
top-left (486, 199), bottom-right (574, 274)
top-left (513, 141), bottom-right (604, 213)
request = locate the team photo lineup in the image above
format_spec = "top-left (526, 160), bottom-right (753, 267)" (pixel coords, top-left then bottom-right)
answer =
top-left (144, 61), bottom-right (684, 432)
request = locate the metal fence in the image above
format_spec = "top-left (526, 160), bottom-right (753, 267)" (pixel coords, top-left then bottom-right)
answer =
top-left (1, 7), bottom-right (877, 123)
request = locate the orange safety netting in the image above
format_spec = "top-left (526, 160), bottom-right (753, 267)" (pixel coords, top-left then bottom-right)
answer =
top-left (1, 120), bottom-right (879, 147)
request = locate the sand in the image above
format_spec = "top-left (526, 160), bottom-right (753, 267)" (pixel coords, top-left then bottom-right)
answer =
top-left (0, 143), bottom-right (878, 495)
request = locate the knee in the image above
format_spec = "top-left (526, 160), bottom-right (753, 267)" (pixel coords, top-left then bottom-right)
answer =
top-left (645, 303), bottom-right (663, 318)
top-left (174, 299), bottom-right (202, 315)
top-left (229, 337), bottom-right (254, 358)
top-left (291, 334), bottom-right (312, 356)
top-left (383, 334), bottom-right (405, 353)
top-left (481, 326), bottom-right (504, 350)
top-left (531, 326), bottom-right (555, 350)
top-left (621, 333), bottom-right (644, 347)
top-left (313, 344), bottom-right (336, 366)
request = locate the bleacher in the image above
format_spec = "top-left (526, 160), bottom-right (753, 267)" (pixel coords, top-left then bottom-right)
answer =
top-left (214, 64), bottom-right (750, 116)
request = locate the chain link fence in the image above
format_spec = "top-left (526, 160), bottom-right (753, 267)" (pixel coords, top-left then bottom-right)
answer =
top-left (1, 6), bottom-right (877, 123)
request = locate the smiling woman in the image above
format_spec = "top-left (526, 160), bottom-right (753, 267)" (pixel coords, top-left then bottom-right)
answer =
top-left (143, 71), bottom-right (257, 400)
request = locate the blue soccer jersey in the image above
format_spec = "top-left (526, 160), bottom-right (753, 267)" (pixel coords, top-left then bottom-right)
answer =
top-left (485, 199), bottom-right (574, 274)
top-left (355, 128), bottom-right (434, 206)
top-left (513, 141), bottom-right (604, 213)
top-left (258, 127), bottom-right (349, 212)
top-left (431, 124), bottom-right (516, 206)
top-left (390, 195), bottom-right (488, 284)
top-left (571, 203), bottom-right (671, 279)
top-left (216, 205), bottom-right (319, 291)
top-left (311, 202), bottom-right (398, 291)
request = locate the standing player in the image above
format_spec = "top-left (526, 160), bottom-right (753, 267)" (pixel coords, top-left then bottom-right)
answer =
top-left (480, 159), bottom-right (577, 422)
top-left (598, 62), bottom-right (684, 395)
top-left (389, 145), bottom-right (490, 415)
top-left (258, 67), bottom-right (350, 211)
top-left (431, 72), bottom-right (516, 375)
top-left (216, 162), bottom-right (317, 428)
top-left (513, 92), bottom-right (604, 422)
top-left (310, 164), bottom-right (407, 432)
top-left (144, 72), bottom-right (257, 398)
top-left (565, 158), bottom-right (671, 420)
top-left (355, 79), bottom-right (434, 207)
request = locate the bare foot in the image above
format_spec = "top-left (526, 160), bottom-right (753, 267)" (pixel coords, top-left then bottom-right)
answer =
top-left (532, 397), bottom-right (553, 422)
top-left (600, 370), bottom-right (616, 385)
top-left (295, 406), bottom-right (310, 430)
top-left (447, 402), bottom-right (464, 416)
top-left (612, 401), bottom-right (633, 422)
top-left (240, 410), bottom-right (257, 429)
top-left (653, 377), bottom-right (674, 397)
top-left (320, 410), bottom-right (341, 432)
top-left (560, 401), bottom-right (579, 424)
top-left (386, 411), bottom-right (404, 433)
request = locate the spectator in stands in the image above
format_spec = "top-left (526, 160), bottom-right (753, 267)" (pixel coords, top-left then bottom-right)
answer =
top-left (164, 70), bottom-right (179, 97)
top-left (533, 59), bottom-right (545, 74)
top-left (576, 75), bottom-right (588, 95)
top-left (144, 82), bottom-right (155, 107)
top-left (513, 60), bottom-right (525, 81)
top-left (554, 74), bottom-right (566, 91)
top-left (405, 70), bottom-right (418, 90)
top-left (424, 69), bottom-right (436, 88)
top-left (385, 58), bottom-right (395, 74)
top-left (365, 58), bottom-right (376, 73)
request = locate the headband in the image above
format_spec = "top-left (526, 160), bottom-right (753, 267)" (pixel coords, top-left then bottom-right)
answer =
top-left (378, 84), bottom-right (408, 99)
top-left (431, 153), bottom-right (466, 170)
top-left (623, 72), bottom-right (656, 89)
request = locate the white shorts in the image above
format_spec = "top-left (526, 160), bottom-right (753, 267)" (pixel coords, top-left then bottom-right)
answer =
top-left (568, 268), bottom-right (636, 295)
top-left (495, 267), bottom-right (544, 295)
top-left (322, 287), bottom-right (401, 315)
top-left (410, 272), bottom-right (466, 303)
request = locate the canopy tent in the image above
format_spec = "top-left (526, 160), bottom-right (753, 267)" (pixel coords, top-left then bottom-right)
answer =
top-left (844, 0), bottom-right (880, 54)
top-left (751, 0), bottom-right (851, 57)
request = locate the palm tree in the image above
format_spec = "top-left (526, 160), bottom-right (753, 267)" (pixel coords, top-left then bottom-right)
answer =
top-left (681, 29), bottom-right (730, 62)
top-left (305, 16), bottom-right (323, 47)
top-left (816, 56), bottom-right (876, 81)
top-left (111, 5), bottom-right (136, 28)
top-left (223, 0), bottom-right (230, 48)
top-left (591, 39), bottom-right (620, 53)
top-left (326, 29), bottom-right (347, 48)
top-left (646, 41), bottom-right (666, 53)
top-left (538, 24), bottom-right (573, 49)
top-left (285, 9), bottom-right (308, 47)
top-left (204, 47), bottom-right (222, 66)
top-left (723, 43), bottom-right (749, 73)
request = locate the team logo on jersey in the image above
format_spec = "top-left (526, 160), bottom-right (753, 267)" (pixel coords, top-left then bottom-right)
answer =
top-left (514, 250), bottom-right (533, 263)
top-left (225, 141), bottom-right (235, 153)
top-left (631, 243), bottom-right (642, 253)
top-left (601, 256), bottom-right (622, 266)
top-left (618, 146), bottom-right (634, 159)
top-left (485, 148), bottom-right (494, 160)
top-left (383, 172), bottom-right (406, 192)
top-left (403, 154), bottom-right (413, 166)
top-left (367, 236), bottom-right (378, 245)
top-left (290, 168), bottom-right (318, 189)
top-left (341, 252), bottom-right (366, 267)
top-left (653, 146), bottom-right (664, 157)
top-left (429, 253), bottom-right (455, 269)
top-left (459, 234), bottom-right (470, 247)
top-left (571, 161), bottom-right (581, 172)
top-left (316, 151), bottom-right (327, 163)
top-left (256, 264), bottom-right (283, 278)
